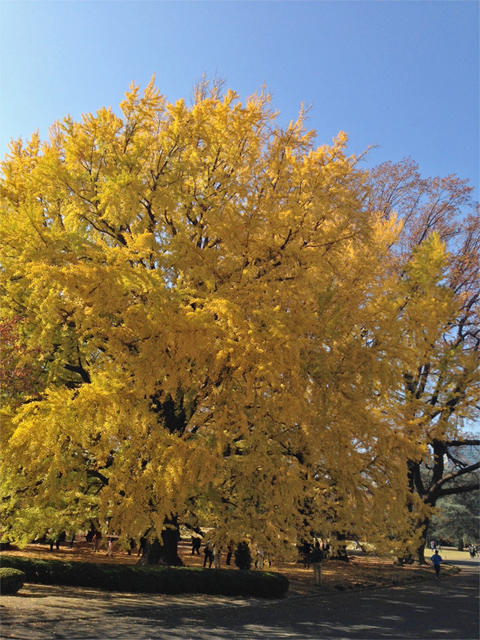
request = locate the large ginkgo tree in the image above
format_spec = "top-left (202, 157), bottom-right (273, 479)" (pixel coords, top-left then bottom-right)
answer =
top-left (2, 79), bottom-right (471, 564)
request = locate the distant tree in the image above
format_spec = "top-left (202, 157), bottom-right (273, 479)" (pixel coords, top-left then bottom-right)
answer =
top-left (428, 489), bottom-right (480, 547)
top-left (367, 159), bottom-right (480, 563)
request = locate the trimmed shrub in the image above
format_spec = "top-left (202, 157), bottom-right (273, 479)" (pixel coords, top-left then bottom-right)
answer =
top-left (0, 556), bottom-right (288, 598)
top-left (1, 567), bottom-right (26, 594)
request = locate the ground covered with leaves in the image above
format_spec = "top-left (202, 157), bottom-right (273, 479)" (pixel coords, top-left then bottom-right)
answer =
top-left (2, 538), bottom-right (458, 597)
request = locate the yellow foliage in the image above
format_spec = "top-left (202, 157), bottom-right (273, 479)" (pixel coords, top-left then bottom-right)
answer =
top-left (2, 79), bottom-right (475, 557)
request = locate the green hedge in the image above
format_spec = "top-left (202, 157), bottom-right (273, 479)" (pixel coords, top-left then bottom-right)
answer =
top-left (1, 567), bottom-right (26, 594)
top-left (0, 556), bottom-right (289, 598)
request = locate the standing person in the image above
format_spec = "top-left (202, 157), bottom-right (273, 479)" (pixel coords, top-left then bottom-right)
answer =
top-left (137, 537), bottom-right (146, 557)
top-left (107, 538), bottom-right (114, 557)
top-left (430, 549), bottom-right (443, 579)
top-left (256, 547), bottom-right (264, 570)
top-left (191, 536), bottom-right (201, 555)
top-left (203, 541), bottom-right (213, 568)
top-left (93, 530), bottom-right (102, 552)
top-left (213, 545), bottom-right (221, 569)
top-left (301, 541), bottom-right (312, 568)
top-left (49, 531), bottom-right (64, 551)
top-left (311, 542), bottom-right (324, 586)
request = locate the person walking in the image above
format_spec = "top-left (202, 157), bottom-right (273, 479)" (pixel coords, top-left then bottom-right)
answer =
top-left (311, 541), bottom-right (324, 586)
top-left (430, 549), bottom-right (443, 579)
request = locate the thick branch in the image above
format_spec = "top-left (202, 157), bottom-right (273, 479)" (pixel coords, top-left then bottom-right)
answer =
top-left (436, 481), bottom-right (480, 499)
top-left (86, 469), bottom-right (109, 486)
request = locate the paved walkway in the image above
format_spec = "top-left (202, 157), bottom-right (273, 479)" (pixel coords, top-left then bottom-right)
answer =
top-left (1, 558), bottom-right (479, 639)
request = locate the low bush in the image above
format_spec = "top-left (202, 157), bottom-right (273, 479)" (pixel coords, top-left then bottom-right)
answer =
top-left (1, 567), bottom-right (26, 594)
top-left (0, 556), bottom-right (288, 598)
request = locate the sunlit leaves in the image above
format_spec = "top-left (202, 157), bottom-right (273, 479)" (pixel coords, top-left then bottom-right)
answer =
top-left (1, 80), bottom-right (477, 559)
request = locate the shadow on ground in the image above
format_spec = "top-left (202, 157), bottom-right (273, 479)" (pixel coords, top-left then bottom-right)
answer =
top-left (1, 565), bottom-right (479, 639)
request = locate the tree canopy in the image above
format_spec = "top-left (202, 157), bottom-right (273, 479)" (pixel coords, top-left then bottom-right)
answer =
top-left (1, 79), bottom-right (478, 560)
top-left (367, 159), bottom-right (480, 560)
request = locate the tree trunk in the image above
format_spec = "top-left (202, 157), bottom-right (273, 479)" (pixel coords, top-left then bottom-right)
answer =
top-left (414, 518), bottom-right (430, 564)
top-left (416, 544), bottom-right (426, 565)
top-left (137, 519), bottom-right (183, 566)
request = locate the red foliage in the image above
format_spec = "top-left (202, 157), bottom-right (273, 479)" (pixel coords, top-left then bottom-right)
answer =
top-left (0, 317), bottom-right (44, 400)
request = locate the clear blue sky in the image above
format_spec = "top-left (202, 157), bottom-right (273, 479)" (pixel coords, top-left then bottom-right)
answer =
top-left (1, 1), bottom-right (478, 197)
